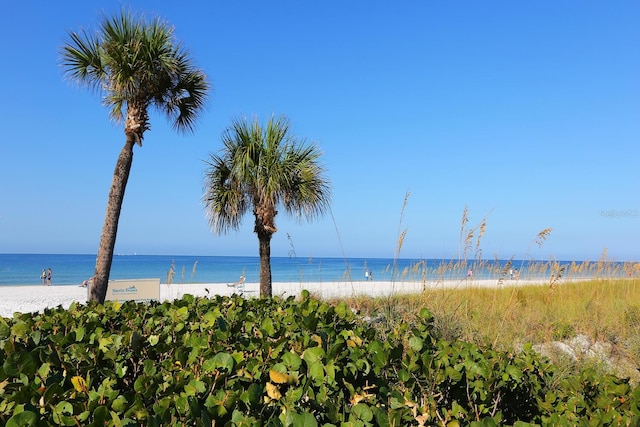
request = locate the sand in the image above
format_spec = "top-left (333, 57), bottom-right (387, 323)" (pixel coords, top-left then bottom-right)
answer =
top-left (0, 278), bottom-right (549, 318)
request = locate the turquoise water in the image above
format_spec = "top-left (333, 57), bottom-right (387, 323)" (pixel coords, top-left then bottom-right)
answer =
top-left (0, 254), bottom-right (398, 286)
top-left (0, 254), bottom-right (630, 286)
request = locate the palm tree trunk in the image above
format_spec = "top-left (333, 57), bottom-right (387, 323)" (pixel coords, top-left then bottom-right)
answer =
top-left (90, 139), bottom-right (135, 303)
top-left (258, 233), bottom-right (273, 297)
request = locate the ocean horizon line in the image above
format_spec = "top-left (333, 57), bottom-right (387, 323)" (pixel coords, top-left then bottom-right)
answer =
top-left (0, 252), bottom-right (626, 264)
top-left (2, 253), bottom-right (634, 286)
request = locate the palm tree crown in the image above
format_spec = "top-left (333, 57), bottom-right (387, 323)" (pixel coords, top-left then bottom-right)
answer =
top-left (61, 10), bottom-right (208, 143)
top-left (61, 10), bottom-right (209, 303)
top-left (204, 116), bottom-right (331, 297)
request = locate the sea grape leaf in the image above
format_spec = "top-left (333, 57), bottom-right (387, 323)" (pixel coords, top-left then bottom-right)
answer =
top-left (71, 376), bottom-right (88, 393)
top-left (175, 395), bottom-right (189, 415)
top-left (115, 363), bottom-right (128, 378)
top-left (0, 318), bottom-right (11, 339)
top-left (184, 379), bottom-right (206, 396)
top-left (419, 307), bottom-right (432, 320)
top-left (30, 329), bottom-right (41, 345)
top-left (334, 302), bottom-right (350, 318)
top-left (290, 411), bottom-right (319, 427)
top-left (111, 395), bottom-right (128, 412)
top-left (205, 393), bottom-right (229, 417)
top-left (92, 406), bottom-right (110, 425)
top-left (201, 309), bottom-right (219, 326)
top-left (409, 336), bottom-right (423, 352)
top-left (355, 358), bottom-right (371, 375)
top-left (397, 369), bottom-right (411, 382)
top-left (133, 375), bottom-right (150, 393)
top-left (266, 382), bottom-right (282, 400)
top-left (302, 346), bottom-right (325, 365)
top-left (240, 383), bottom-right (262, 406)
top-left (261, 317), bottom-right (275, 337)
top-left (282, 351), bottom-right (302, 370)
top-left (148, 335), bottom-right (160, 346)
top-left (142, 359), bottom-right (157, 376)
top-left (74, 327), bottom-right (85, 342)
top-left (269, 369), bottom-right (297, 385)
top-left (216, 316), bottom-right (228, 332)
top-left (53, 401), bottom-right (75, 425)
top-left (38, 362), bottom-right (51, 379)
top-left (369, 341), bottom-right (387, 368)
top-left (308, 362), bottom-right (325, 384)
top-left (10, 321), bottom-right (30, 339)
top-left (174, 306), bottom-right (190, 321)
top-left (351, 403), bottom-right (373, 422)
top-left (6, 411), bottom-right (38, 427)
top-left (209, 352), bottom-right (235, 372)
top-left (3, 350), bottom-right (36, 377)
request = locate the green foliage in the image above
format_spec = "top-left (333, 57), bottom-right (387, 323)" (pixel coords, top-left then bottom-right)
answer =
top-left (1, 293), bottom-right (638, 425)
top-left (551, 321), bottom-right (576, 341)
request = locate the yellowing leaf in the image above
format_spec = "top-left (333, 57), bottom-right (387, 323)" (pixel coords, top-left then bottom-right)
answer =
top-left (350, 392), bottom-right (366, 404)
top-left (266, 382), bottom-right (281, 400)
top-left (71, 376), bottom-right (88, 393)
top-left (310, 334), bottom-right (323, 346)
top-left (350, 384), bottom-right (376, 405)
top-left (269, 370), bottom-right (296, 384)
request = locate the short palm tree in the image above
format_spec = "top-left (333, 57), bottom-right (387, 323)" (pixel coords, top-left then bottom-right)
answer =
top-left (61, 11), bottom-right (209, 303)
top-left (203, 116), bottom-right (331, 297)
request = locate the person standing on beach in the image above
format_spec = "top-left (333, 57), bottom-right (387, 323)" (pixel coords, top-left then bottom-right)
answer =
top-left (47, 268), bottom-right (52, 286)
top-left (40, 269), bottom-right (47, 285)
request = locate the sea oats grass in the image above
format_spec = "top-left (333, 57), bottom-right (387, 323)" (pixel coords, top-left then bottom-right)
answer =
top-left (336, 277), bottom-right (640, 383)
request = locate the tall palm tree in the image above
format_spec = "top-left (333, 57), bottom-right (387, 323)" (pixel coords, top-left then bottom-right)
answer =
top-left (203, 116), bottom-right (331, 297)
top-left (61, 11), bottom-right (209, 303)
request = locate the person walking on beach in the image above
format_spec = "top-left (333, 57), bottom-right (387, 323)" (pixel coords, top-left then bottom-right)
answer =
top-left (47, 268), bottom-right (53, 286)
top-left (40, 269), bottom-right (47, 285)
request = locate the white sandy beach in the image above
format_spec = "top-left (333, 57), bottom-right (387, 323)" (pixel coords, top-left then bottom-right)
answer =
top-left (0, 278), bottom-right (554, 319)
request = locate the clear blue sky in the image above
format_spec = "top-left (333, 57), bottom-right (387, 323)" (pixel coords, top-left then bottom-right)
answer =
top-left (1, 1), bottom-right (638, 261)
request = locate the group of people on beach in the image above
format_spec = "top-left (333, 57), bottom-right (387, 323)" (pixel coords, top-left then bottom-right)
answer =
top-left (40, 268), bottom-right (52, 285)
top-left (38, 267), bottom-right (95, 287)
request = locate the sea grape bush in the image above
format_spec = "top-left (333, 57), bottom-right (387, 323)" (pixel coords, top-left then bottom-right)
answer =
top-left (1, 290), bottom-right (639, 426)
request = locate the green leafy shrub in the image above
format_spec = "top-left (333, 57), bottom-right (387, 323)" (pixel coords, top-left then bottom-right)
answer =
top-left (1, 291), bottom-right (638, 426)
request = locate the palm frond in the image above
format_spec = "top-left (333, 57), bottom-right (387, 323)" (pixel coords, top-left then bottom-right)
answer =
top-left (61, 9), bottom-right (209, 131)
top-left (203, 115), bottom-right (331, 236)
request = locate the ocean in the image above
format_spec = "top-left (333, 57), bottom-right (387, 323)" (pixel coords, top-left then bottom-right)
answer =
top-left (0, 254), bottom-right (631, 286)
